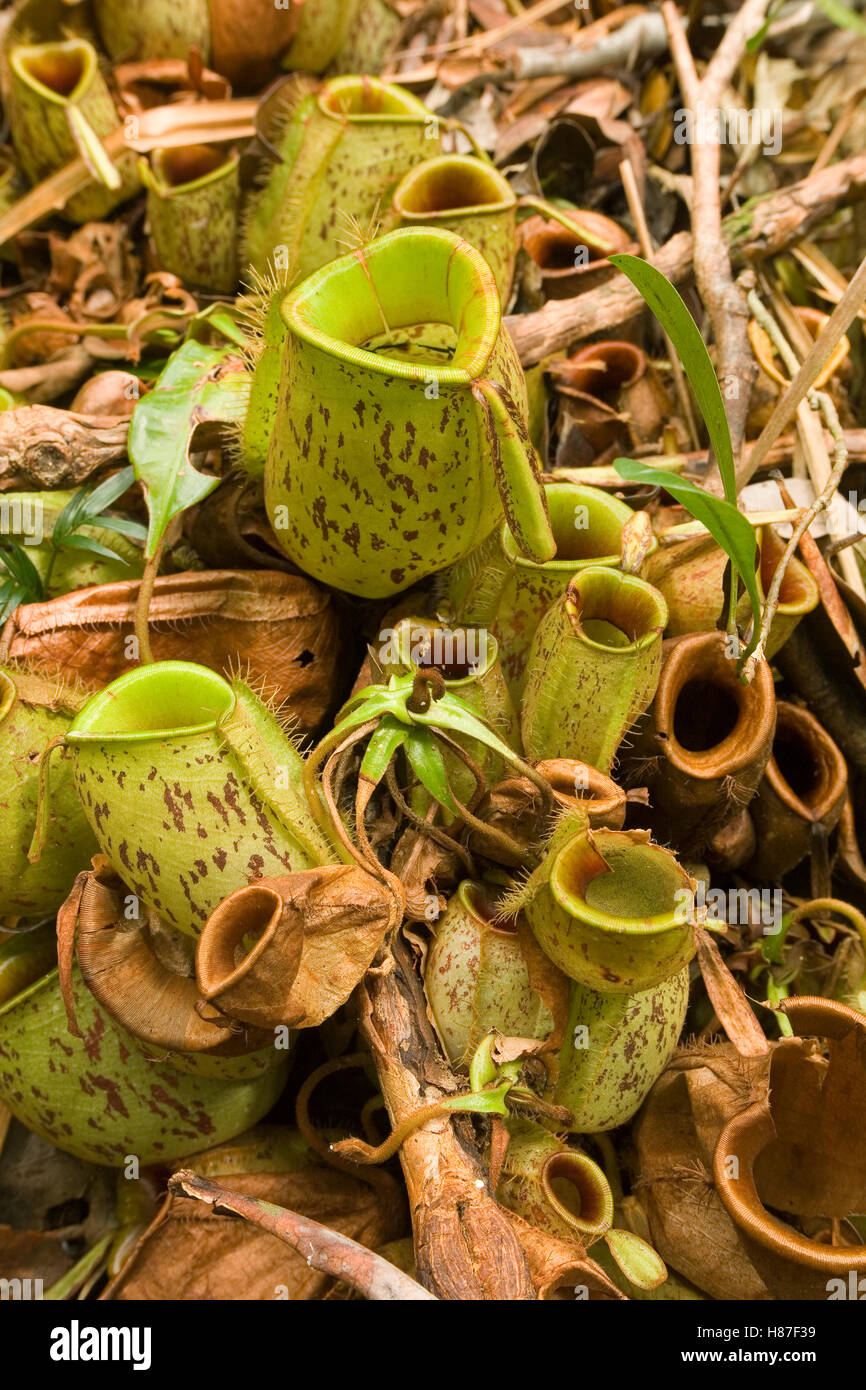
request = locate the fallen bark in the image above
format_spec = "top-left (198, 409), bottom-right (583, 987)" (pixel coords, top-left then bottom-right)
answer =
top-left (0, 406), bottom-right (129, 490)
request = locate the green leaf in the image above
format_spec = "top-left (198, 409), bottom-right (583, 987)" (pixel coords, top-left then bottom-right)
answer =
top-left (404, 726), bottom-right (459, 816)
top-left (95, 515), bottom-right (149, 542)
top-left (54, 533), bottom-right (132, 566)
top-left (77, 464), bottom-right (137, 517)
top-left (604, 1228), bottom-right (668, 1291)
top-left (613, 458), bottom-right (762, 650)
top-left (468, 1034), bottom-right (499, 1093)
top-left (608, 254), bottom-right (737, 505)
top-left (442, 1084), bottom-right (512, 1116)
top-left (412, 691), bottom-right (522, 767)
top-left (0, 541), bottom-right (43, 620)
top-left (187, 303), bottom-right (251, 349)
top-left (128, 341), bottom-right (252, 557)
top-left (746, 0), bottom-right (786, 51)
top-left (327, 689), bottom-right (409, 749)
top-left (814, 0), bottom-right (866, 34)
top-left (359, 716), bottom-right (406, 783)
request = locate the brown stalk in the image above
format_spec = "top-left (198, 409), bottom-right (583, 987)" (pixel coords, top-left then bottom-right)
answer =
top-left (661, 0), bottom-right (770, 474)
top-left (168, 1170), bottom-right (436, 1301)
top-left (356, 933), bottom-right (535, 1299)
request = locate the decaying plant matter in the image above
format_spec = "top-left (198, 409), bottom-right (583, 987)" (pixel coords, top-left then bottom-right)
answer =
top-left (2, 0), bottom-right (866, 1312)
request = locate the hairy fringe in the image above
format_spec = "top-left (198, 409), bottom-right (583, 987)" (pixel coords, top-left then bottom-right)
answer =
top-left (225, 655), bottom-right (303, 746)
top-left (4, 658), bottom-right (92, 714)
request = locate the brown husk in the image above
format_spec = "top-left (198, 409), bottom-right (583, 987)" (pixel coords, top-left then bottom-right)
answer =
top-left (0, 569), bottom-right (343, 734)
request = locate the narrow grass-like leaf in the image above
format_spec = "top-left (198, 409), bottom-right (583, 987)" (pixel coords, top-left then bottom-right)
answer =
top-left (814, 0), bottom-right (866, 34)
top-left (608, 253), bottom-right (737, 504)
top-left (53, 533), bottom-right (132, 565)
top-left (0, 541), bottom-right (43, 620)
top-left (614, 457), bottom-right (762, 648)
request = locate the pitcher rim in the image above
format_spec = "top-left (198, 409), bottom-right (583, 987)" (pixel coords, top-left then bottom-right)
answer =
top-left (66, 660), bottom-right (236, 745)
top-left (392, 153), bottom-right (516, 220)
top-left (10, 39), bottom-right (97, 107)
top-left (318, 74), bottom-right (432, 127)
top-left (281, 226), bottom-right (501, 385)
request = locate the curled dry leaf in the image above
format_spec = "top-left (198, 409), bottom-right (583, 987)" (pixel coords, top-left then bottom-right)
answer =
top-left (196, 866), bottom-right (405, 1030)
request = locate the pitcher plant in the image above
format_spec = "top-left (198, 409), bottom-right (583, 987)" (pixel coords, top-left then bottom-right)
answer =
top-left (60, 661), bottom-right (335, 937)
top-left (259, 226), bottom-right (554, 597)
top-left (140, 145), bottom-right (240, 294)
top-left (520, 566), bottom-right (668, 772)
top-left (0, 962), bottom-right (287, 1166)
top-left (1, 666), bottom-right (97, 917)
top-left (4, 39), bottom-right (139, 223)
top-left (241, 74), bottom-right (436, 284)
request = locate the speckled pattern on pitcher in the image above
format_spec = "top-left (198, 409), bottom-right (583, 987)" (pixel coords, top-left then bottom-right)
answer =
top-left (264, 226), bottom-right (552, 598)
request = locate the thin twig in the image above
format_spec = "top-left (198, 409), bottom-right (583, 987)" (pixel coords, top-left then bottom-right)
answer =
top-left (742, 294), bottom-right (849, 681)
top-left (661, 0), bottom-right (770, 480)
top-left (743, 245), bottom-right (866, 485)
top-left (169, 1170), bottom-right (436, 1300)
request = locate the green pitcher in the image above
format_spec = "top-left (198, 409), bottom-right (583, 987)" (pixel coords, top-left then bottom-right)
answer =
top-left (424, 880), bottom-right (558, 1067)
top-left (391, 154), bottom-right (518, 304)
top-left (523, 827), bottom-right (695, 993)
top-left (0, 667), bottom-right (97, 917)
top-left (4, 39), bottom-right (139, 223)
top-left (520, 566), bottom-right (668, 772)
top-left (0, 964), bottom-right (287, 1166)
top-left (64, 661), bottom-right (334, 938)
top-left (140, 145), bottom-right (240, 294)
top-left (280, 0), bottom-right (401, 75)
top-left (440, 482), bottom-right (644, 699)
top-left (554, 967), bottom-right (689, 1132)
top-left (241, 74), bottom-right (436, 284)
top-left (261, 226), bottom-right (553, 598)
top-left (93, 0), bottom-right (211, 61)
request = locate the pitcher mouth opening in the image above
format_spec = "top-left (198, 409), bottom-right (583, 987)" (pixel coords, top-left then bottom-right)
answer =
top-left (151, 144), bottom-right (236, 193)
top-left (541, 1150), bottom-right (614, 1237)
top-left (460, 880), bottom-right (517, 936)
top-left (767, 705), bottom-right (846, 820)
top-left (658, 632), bottom-right (776, 779)
top-left (282, 226), bottom-right (500, 384)
top-left (66, 661), bottom-right (236, 744)
top-left (197, 884), bottom-right (284, 999)
top-left (504, 484), bottom-right (636, 570)
top-left (565, 567), bottom-right (668, 653)
top-left (380, 617), bottom-right (496, 683)
top-left (320, 75), bottom-right (430, 123)
top-left (394, 155), bottom-right (514, 218)
top-left (536, 759), bottom-right (625, 820)
top-left (13, 41), bottom-right (94, 103)
top-left (551, 829), bottom-right (690, 934)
